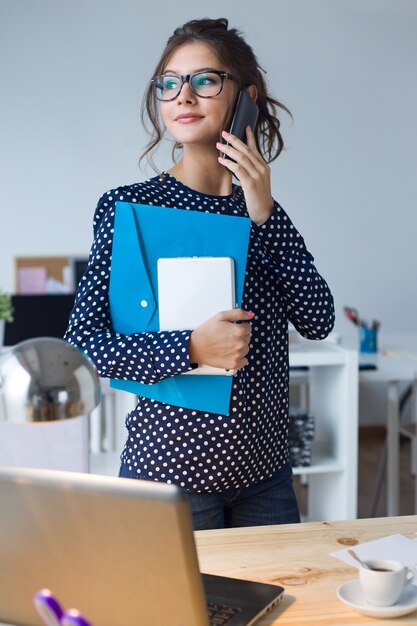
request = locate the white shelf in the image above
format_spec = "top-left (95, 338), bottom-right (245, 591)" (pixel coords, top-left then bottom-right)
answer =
top-left (292, 445), bottom-right (344, 476)
top-left (289, 340), bottom-right (348, 367)
top-left (289, 341), bottom-right (359, 521)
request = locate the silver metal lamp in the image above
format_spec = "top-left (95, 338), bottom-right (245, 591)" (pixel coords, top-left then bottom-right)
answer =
top-left (0, 337), bottom-right (100, 423)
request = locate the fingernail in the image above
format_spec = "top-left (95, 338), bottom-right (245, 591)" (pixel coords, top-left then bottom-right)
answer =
top-left (222, 130), bottom-right (229, 137)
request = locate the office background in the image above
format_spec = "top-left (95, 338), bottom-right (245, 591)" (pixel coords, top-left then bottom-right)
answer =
top-left (1, 0), bottom-right (416, 342)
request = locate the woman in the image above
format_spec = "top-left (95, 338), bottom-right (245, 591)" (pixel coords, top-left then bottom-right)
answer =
top-left (65, 17), bottom-right (335, 529)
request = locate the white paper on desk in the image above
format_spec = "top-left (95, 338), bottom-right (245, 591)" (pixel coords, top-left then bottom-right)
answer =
top-left (0, 416), bottom-right (89, 472)
top-left (330, 534), bottom-right (417, 585)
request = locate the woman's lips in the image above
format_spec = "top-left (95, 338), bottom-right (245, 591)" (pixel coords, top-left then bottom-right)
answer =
top-left (175, 114), bottom-right (203, 124)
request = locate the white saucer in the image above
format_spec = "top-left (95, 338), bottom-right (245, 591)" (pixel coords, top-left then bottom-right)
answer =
top-left (337, 579), bottom-right (417, 618)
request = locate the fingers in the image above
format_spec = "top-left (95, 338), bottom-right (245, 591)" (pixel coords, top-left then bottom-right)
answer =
top-left (245, 125), bottom-right (258, 151)
top-left (217, 129), bottom-right (265, 170)
top-left (216, 308), bottom-right (253, 370)
top-left (235, 357), bottom-right (249, 371)
top-left (225, 351), bottom-right (250, 372)
top-left (217, 143), bottom-right (270, 188)
top-left (225, 311), bottom-right (252, 369)
top-left (223, 127), bottom-right (260, 159)
top-left (190, 309), bottom-right (254, 371)
top-left (217, 308), bottom-right (255, 323)
top-left (217, 146), bottom-right (262, 175)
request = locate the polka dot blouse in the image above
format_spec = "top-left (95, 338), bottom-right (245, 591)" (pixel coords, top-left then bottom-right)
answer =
top-left (65, 173), bottom-right (335, 493)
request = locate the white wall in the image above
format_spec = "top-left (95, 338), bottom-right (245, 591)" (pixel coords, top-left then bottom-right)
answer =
top-left (1, 0), bottom-right (416, 341)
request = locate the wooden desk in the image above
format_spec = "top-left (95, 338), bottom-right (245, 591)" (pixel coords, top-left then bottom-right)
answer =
top-left (196, 515), bottom-right (417, 625)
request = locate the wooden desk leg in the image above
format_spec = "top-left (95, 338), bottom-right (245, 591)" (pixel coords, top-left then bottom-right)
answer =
top-left (387, 380), bottom-right (400, 517)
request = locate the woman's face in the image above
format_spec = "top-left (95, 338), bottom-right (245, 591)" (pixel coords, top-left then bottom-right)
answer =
top-left (159, 42), bottom-right (237, 149)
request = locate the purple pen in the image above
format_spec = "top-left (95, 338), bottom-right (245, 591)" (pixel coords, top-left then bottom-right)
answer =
top-left (61, 608), bottom-right (93, 626)
top-left (33, 589), bottom-right (63, 626)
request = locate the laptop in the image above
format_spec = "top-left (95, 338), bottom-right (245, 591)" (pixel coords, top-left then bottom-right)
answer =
top-left (157, 256), bottom-right (237, 376)
top-left (0, 466), bottom-right (284, 626)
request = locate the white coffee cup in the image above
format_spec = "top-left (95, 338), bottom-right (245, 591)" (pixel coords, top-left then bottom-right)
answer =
top-left (359, 559), bottom-right (416, 606)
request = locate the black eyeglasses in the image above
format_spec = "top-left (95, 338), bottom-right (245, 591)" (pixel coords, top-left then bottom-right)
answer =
top-left (151, 70), bottom-right (234, 101)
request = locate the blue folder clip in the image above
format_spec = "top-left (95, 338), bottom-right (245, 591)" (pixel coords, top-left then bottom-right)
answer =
top-left (109, 202), bottom-right (251, 415)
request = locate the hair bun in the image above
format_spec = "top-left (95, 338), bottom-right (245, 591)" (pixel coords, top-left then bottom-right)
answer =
top-left (178, 17), bottom-right (229, 34)
top-left (216, 18), bottom-right (229, 30)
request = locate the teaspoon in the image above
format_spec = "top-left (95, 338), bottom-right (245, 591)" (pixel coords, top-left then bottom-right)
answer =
top-left (347, 549), bottom-right (372, 570)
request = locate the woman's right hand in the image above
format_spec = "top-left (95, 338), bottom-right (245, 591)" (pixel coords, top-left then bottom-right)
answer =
top-left (189, 308), bottom-right (254, 370)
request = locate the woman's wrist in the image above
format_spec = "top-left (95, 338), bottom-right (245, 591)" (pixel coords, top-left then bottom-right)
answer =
top-left (251, 203), bottom-right (274, 226)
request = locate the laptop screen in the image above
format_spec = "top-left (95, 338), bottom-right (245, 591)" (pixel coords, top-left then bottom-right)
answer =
top-left (0, 467), bottom-right (208, 626)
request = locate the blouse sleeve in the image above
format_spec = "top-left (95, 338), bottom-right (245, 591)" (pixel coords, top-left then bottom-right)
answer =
top-left (64, 190), bottom-right (195, 384)
top-left (252, 200), bottom-right (335, 340)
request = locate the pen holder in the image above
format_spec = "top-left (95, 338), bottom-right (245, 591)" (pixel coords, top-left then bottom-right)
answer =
top-left (359, 326), bottom-right (378, 354)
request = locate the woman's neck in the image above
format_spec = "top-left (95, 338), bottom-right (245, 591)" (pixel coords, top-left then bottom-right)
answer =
top-left (167, 148), bottom-right (232, 197)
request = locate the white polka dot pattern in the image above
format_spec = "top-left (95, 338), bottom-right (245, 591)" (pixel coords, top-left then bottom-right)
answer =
top-left (65, 173), bottom-right (335, 493)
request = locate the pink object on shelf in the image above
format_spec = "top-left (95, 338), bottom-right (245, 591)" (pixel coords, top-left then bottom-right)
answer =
top-left (18, 266), bottom-right (48, 294)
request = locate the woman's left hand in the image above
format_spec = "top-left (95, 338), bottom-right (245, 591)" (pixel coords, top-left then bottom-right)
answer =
top-left (217, 127), bottom-right (273, 226)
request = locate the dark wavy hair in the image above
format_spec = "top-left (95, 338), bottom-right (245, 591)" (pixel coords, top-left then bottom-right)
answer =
top-left (140, 17), bottom-right (292, 171)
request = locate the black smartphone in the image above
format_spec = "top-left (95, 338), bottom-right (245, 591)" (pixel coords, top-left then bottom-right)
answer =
top-left (223, 90), bottom-right (259, 161)
top-left (228, 89), bottom-right (259, 142)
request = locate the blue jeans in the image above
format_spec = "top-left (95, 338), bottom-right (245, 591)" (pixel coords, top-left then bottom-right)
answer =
top-left (119, 462), bottom-right (300, 530)
top-left (187, 463), bottom-right (300, 530)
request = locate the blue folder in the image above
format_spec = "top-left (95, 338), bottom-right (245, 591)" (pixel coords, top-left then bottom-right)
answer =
top-left (109, 201), bottom-right (251, 415)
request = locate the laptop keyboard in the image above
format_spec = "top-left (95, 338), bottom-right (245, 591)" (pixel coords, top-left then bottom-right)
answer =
top-left (207, 602), bottom-right (241, 625)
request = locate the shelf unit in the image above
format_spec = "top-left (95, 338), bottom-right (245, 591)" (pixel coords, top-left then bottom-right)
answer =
top-left (289, 340), bottom-right (358, 521)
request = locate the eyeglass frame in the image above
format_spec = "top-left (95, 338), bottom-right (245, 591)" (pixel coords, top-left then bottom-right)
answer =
top-left (151, 70), bottom-right (235, 102)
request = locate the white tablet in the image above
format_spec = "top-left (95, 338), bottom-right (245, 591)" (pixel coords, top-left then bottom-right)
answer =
top-left (157, 256), bottom-right (236, 376)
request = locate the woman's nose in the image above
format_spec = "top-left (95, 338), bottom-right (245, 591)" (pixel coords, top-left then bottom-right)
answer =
top-left (177, 80), bottom-right (196, 104)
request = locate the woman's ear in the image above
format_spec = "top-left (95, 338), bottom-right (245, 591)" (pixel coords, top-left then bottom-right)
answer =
top-left (246, 84), bottom-right (258, 102)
